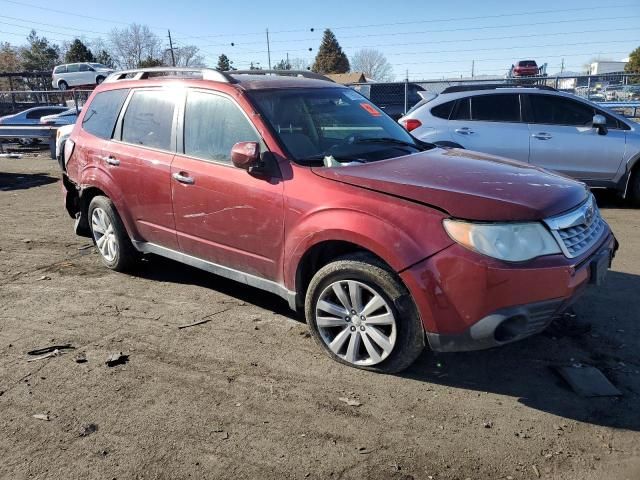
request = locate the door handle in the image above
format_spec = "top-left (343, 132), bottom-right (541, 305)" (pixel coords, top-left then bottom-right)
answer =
top-left (172, 172), bottom-right (195, 185)
top-left (103, 155), bottom-right (120, 166)
top-left (532, 132), bottom-right (552, 140)
top-left (454, 127), bottom-right (474, 135)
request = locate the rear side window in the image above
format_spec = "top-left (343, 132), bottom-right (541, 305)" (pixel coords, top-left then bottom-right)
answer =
top-left (451, 98), bottom-right (471, 120)
top-left (79, 64), bottom-right (90, 72)
top-left (529, 94), bottom-right (593, 126)
top-left (184, 91), bottom-right (259, 164)
top-left (54, 65), bottom-right (67, 74)
top-left (66, 64), bottom-right (79, 73)
top-left (431, 101), bottom-right (454, 119)
top-left (471, 94), bottom-right (520, 122)
top-left (122, 90), bottom-right (175, 151)
top-left (82, 89), bottom-right (129, 139)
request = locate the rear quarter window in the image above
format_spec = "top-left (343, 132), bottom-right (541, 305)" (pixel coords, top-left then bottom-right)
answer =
top-left (82, 89), bottom-right (129, 140)
top-left (430, 101), bottom-right (454, 119)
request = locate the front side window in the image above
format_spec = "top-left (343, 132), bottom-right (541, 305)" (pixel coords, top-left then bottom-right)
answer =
top-left (122, 90), bottom-right (175, 151)
top-left (471, 94), bottom-right (520, 122)
top-left (529, 94), bottom-right (593, 126)
top-left (82, 89), bottom-right (129, 140)
top-left (184, 91), bottom-right (260, 164)
top-left (249, 87), bottom-right (428, 165)
top-left (54, 65), bottom-right (67, 74)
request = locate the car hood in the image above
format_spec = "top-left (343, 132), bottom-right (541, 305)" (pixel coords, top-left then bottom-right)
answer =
top-left (311, 148), bottom-right (589, 221)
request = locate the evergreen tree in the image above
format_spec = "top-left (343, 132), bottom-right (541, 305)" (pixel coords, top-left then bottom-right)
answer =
top-left (216, 54), bottom-right (233, 71)
top-left (273, 58), bottom-right (291, 70)
top-left (625, 46), bottom-right (640, 74)
top-left (65, 39), bottom-right (94, 63)
top-left (138, 56), bottom-right (164, 68)
top-left (94, 49), bottom-right (115, 68)
top-left (311, 29), bottom-right (349, 74)
top-left (249, 61), bottom-right (262, 70)
top-left (21, 30), bottom-right (60, 71)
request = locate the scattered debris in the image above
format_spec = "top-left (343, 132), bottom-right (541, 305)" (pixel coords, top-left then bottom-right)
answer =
top-left (357, 447), bottom-right (373, 454)
top-left (77, 244), bottom-right (93, 250)
top-left (22, 238), bottom-right (31, 243)
top-left (0, 153), bottom-right (22, 158)
top-left (27, 344), bottom-right (75, 356)
top-left (532, 464), bottom-right (541, 478)
top-left (555, 365), bottom-right (622, 397)
top-left (105, 352), bottom-right (129, 367)
top-left (222, 432), bottom-right (229, 440)
top-left (545, 311), bottom-right (591, 338)
top-left (177, 307), bottom-right (233, 329)
top-left (74, 352), bottom-right (87, 363)
top-left (27, 349), bottom-right (62, 362)
top-left (79, 423), bottom-right (98, 437)
top-left (37, 275), bottom-right (51, 281)
top-left (484, 421), bottom-right (493, 429)
top-left (338, 397), bottom-right (361, 407)
top-left (32, 414), bottom-right (50, 421)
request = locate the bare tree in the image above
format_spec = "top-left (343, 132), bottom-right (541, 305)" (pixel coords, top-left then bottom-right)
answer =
top-left (350, 48), bottom-right (394, 81)
top-left (164, 45), bottom-right (206, 67)
top-left (109, 24), bottom-right (161, 69)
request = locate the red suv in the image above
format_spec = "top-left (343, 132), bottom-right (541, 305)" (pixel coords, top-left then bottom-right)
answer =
top-left (512, 60), bottom-right (539, 77)
top-left (61, 68), bottom-right (617, 373)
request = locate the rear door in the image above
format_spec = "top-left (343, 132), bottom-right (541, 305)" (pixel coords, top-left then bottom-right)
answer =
top-left (525, 93), bottom-right (626, 181)
top-left (447, 93), bottom-right (530, 162)
top-left (64, 64), bottom-right (81, 86)
top-left (105, 88), bottom-right (179, 249)
top-left (78, 63), bottom-right (93, 86)
top-left (170, 89), bottom-right (284, 281)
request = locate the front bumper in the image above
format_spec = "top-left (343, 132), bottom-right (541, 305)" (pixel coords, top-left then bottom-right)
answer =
top-left (400, 231), bottom-right (617, 352)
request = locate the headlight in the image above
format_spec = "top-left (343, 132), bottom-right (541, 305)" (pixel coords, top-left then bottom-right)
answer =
top-left (443, 219), bottom-right (561, 262)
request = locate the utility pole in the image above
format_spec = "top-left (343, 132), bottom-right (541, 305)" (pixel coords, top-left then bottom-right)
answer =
top-left (266, 28), bottom-right (271, 70)
top-left (471, 60), bottom-right (475, 78)
top-left (560, 58), bottom-right (565, 74)
top-left (168, 30), bottom-right (176, 67)
top-left (286, 52), bottom-right (290, 69)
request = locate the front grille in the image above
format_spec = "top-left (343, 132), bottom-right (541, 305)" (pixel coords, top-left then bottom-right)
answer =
top-left (557, 215), bottom-right (606, 258)
top-left (544, 195), bottom-right (608, 259)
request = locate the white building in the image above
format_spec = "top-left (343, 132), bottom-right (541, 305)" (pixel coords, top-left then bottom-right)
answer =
top-left (589, 61), bottom-right (628, 75)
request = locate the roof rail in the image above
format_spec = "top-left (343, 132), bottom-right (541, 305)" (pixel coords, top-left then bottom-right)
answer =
top-left (441, 84), bottom-right (557, 94)
top-left (104, 67), bottom-right (236, 84)
top-left (230, 70), bottom-right (334, 83)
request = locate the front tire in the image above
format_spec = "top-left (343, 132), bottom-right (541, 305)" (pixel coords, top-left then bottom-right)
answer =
top-left (96, 76), bottom-right (105, 85)
top-left (628, 169), bottom-right (640, 207)
top-left (58, 81), bottom-right (68, 91)
top-left (88, 196), bottom-right (138, 272)
top-left (305, 254), bottom-right (424, 373)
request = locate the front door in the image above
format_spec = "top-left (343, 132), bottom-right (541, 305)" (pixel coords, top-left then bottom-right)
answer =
top-left (446, 93), bottom-right (530, 162)
top-left (171, 90), bottom-right (284, 281)
top-left (526, 93), bottom-right (626, 181)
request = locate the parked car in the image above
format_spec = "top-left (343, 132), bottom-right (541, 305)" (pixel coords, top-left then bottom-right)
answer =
top-left (0, 105), bottom-right (68, 145)
top-left (40, 107), bottom-right (81, 126)
top-left (399, 85), bottom-right (640, 204)
top-left (55, 124), bottom-right (74, 170)
top-left (52, 63), bottom-right (114, 90)
top-left (0, 105), bottom-right (68, 125)
top-left (350, 82), bottom-right (426, 120)
top-left (510, 60), bottom-right (539, 77)
top-left (61, 68), bottom-right (617, 373)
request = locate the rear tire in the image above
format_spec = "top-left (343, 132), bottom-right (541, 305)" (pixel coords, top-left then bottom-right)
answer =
top-left (628, 168), bottom-right (640, 207)
top-left (96, 76), bottom-right (105, 85)
top-left (58, 81), bottom-right (68, 91)
top-left (88, 196), bottom-right (139, 272)
top-left (305, 253), bottom-right (424, 373)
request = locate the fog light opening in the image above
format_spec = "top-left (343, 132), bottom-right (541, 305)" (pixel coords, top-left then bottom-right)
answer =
top-left (494, 314), bottom-right (528, 342)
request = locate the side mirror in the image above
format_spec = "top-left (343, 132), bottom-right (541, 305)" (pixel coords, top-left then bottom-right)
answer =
top-left (231, 141), bottom-right (260, 170)
top-left (592, 114), bottom-right (608, 136)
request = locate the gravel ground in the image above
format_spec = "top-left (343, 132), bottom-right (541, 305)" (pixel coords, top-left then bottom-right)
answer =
top-left (1, 152), bottom-right (639, 480)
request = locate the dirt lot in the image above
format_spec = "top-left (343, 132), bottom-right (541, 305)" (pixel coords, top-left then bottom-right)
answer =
top-left (1, 152), bottom-right (639, 480)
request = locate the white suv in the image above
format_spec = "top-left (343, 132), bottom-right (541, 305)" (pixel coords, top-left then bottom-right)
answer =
top-left (52, 63), bottom-right (114, 90)
top-left (399, 85), bottom-right (640, 204)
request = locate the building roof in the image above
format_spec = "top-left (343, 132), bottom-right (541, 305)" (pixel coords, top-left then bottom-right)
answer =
top-left (326, 72), bottom-right (367, 84)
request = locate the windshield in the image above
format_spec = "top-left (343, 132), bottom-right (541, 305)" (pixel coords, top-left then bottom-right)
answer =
top-left (248, 87), bottom-right (430, 166)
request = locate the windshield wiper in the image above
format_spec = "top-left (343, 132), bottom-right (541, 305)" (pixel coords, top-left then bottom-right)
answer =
top-left (297, 154), bottom-right (365, 165)
top-left (354, 137), bottom-right (434, 150)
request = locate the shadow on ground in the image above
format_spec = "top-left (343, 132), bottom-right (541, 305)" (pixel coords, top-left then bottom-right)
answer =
top-left (592, 189), bottom-right (635, 209)
top-left (0, 171), bottom-right (58, 191)
top-left (133, 252), bottom-right (640, 431)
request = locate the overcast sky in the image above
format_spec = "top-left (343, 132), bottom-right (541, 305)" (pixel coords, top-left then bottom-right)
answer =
top-left (0, 0), bottom-right (637, 80)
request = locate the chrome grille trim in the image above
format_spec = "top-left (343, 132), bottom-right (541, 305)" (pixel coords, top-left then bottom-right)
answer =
top-left (543, 195), bottom-right (607, 259)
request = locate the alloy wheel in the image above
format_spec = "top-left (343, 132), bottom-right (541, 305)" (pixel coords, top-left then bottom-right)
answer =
top-left (91, 207), bottom-right (118, 263)
top-left (315, 280), bottom-right (397, 366)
